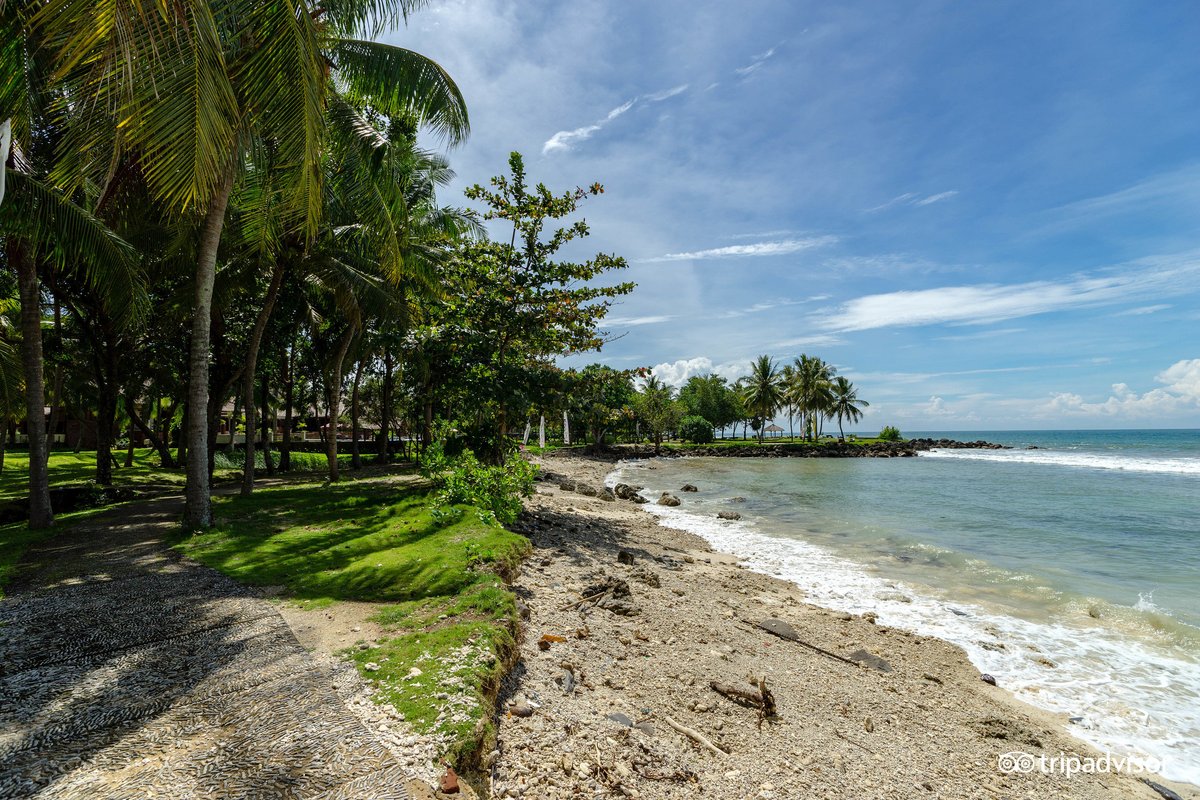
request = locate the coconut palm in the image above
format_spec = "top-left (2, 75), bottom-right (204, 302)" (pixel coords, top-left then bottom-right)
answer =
top-left (741, 355), bottom-right (784, 444)
top-left (829, 376), bottom-right (868, 441)
top-left (28, 0), bottom-right (469, 526)
top-left (788, 354), bottom-right (836, 441)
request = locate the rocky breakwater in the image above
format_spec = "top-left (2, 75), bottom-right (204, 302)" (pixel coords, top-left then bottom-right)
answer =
top-left (609, 438), bottom-right (1009, 459)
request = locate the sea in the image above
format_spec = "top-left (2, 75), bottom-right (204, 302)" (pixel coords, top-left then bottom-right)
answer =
top-left (609, 430), bottom-right (1200, 785)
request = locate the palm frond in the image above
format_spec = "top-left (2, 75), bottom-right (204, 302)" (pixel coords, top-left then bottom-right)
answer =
top-left (2, 169), bottom-right (146, 322)
top-left (330, 38), bottom-right (468, 146)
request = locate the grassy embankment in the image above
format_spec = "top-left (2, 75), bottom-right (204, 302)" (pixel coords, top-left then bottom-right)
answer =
top-left (173, 469), bottom-right (530, 769)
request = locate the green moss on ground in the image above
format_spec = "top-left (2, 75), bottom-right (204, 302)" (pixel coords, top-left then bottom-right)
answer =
top-left (174, 471), bottom-right (530, 769)
top-left (0, 450), bottom-right (186, 502)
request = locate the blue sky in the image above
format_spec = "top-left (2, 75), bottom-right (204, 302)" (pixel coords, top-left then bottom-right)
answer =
top-left (393, 0), bottom-right (1200, 430)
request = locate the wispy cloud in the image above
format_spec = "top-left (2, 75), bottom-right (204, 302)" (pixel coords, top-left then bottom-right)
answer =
top-left (728, 229), bottom-right (796, 240)
top-left (735, 45), bottom-right (778, 76)
top-left (817, 256), bottom-right (1200, 332)
top-left (645, 236), bottom-right (837, 263)
top-left (914, 190), bottom-right (959, 206)
top-left (866, 190), bottom-right (958, 212)
top-left (1115, 304), bottom-right (1171, 316)
top-left (604, 314), bottom-right (673, 327)
top-left (645, 83), bottom-right (689, 102)
top-left (542, 84), bottom-right (690, 154)
top-left (770, 334), bottom-right (846, 350)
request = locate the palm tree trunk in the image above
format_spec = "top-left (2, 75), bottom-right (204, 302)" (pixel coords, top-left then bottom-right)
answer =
top-left (11, 237), bottom-right (53, 528)
top-left (350, 358), bottom-right (363, 470)
top-left (240, 259), bottom-right (286, 495)
top-left (184, 168), bottom-right (234, 529)
top-left (377, 347), bottom-right (393, 463)
top-left (260, 381), bottom-right (274, 476)
top-left (280, 343), bottom-right (293, 471)
top-left (325, 328), bottom-right (355, 482)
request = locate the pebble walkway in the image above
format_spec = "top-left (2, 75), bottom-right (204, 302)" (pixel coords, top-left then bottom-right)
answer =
top-left (0, 495), bottom-right (413, 799)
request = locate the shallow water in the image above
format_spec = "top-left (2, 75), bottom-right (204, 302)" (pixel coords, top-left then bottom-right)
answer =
top-left (612, 429), bottom-right (1200, 784)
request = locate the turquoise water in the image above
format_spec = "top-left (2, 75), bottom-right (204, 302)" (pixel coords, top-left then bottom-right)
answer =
top-left (613, 429), bottom-right (1200, 784)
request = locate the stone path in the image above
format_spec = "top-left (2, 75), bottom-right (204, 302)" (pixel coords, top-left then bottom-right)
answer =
top-left (0, 494), bottom-right (413, 799)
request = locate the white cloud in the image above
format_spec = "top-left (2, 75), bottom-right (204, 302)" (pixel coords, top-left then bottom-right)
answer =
top-left (866, 190), bottom-right (957, 212)
top-left (650, 357), bottom-right (750, 387)
top-left (735, 45), bottom-right (777, 76)
top-left (604, 314), bottom-right (673, 327)
top-left (645, 236), bottom-right (837, 263)
top-left (1116, 304), bottom-right (1171, 316)
top-left (817, 256), bottom-right (1200, 332)
top-left (645, 84), bottom-right (689, 102)
top-left (1038, 358), bottom-right (1200, 418)
top-left (770, 334), bottom-right (845, 349)
top-left (542, 123), bottom-right (604, 154)
top-left (866, 193), bottom-right (916, 212)
top-left (914, 190), bottom-right (959, 206)
top-left (542, 82), bottom-right (690, 155)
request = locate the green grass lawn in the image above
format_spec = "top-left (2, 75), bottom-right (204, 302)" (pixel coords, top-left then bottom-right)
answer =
top-left (174, 471), bottom-right (531, 768)
top-left (0, 449), bottom-right (186, 502)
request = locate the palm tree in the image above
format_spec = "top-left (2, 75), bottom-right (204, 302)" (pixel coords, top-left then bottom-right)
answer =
top-left (741, 355), bottom-right (784, 444)
top-left (788, 354), bottom-right (836, 441)
top-left (830, 376), bottom-right (868, 441)
top-left (32, 0), bottom-right (470, 526)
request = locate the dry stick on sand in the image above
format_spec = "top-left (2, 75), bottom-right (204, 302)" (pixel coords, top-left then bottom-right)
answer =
top-left (664, 716), bottom-right (729, 756)
top-left (710, 676), bottom-right (778, 728)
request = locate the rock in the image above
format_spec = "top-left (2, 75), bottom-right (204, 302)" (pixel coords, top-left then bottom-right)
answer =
top-left (847, 649), bottom-right (892, 673)
top-left (557, 480), bottom-right (577, 492)
top-left (716, 511), bottom-right (741, 521)
top-left (630, 495), bottom-right (648, 504)
top-left (680, 484), bottom-right (699, 492)
top-left (606, 712), bottom-right (633, 727)
top-left (363, 662), bottom-right (381, 672)
top-left (599, 488), bottom-right (616, 501)
top-left (729, 496), bottom-right (746, 503)
top-left (617, 550), bottom-right (636, 565)
top-left (510, 700), bottom-right (534, 718)
top-left (980, 673), bottom-right (998, 686)
top-left (613, 483), bottom-right (644, 500)
top-left (439, 765), bottom-right (461, 794)
top-left (657, 493), bottom-right (681, 507)
top-left (575, 483), bottom-right (599, 497)
top-left (921, 673), bottom-right (943, 685)
top-left (406, 667), bottom-right (423, 680)
top-left (633, 721), bottom-right (656, 736)
top-left (631, 566), bottom-right (660, 588)
top-left (862, 611), bottom-right (878, 624)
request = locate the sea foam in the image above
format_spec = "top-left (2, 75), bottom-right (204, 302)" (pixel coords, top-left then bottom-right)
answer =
top-left (921, 447), bottom-right (1200, 476)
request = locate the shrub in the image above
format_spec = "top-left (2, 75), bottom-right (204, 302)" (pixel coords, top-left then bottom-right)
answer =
top-left (879, 425), bottom-right (903, 441)
top-left (678, 415), bottom-right (715, 444)
top-left (419, 442), bottom-right (537, 525)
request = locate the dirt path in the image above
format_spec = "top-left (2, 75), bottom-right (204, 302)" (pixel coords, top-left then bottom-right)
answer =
top-left (0, 493), bottom-right (415, 800)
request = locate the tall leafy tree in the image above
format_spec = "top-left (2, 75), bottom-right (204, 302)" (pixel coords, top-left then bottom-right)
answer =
top-left (27, 0), bottom-right (469, 526)
top-left (635, 375), bottom-right (679, 455)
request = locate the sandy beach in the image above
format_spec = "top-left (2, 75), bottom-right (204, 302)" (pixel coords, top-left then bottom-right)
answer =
top-left (488, 451), bottom-right (1196, 800)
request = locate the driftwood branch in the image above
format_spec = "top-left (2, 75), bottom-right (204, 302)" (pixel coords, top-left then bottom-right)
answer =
top-left (664, 715), bottom-right (728, 755)
top-left (710, 676), bottom-right (778, 727)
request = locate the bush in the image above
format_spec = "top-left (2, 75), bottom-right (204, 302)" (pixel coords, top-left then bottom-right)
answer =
top-left (419, 442), bottom-right (537, 525)
top-left (878, 425), bottom-right (903, 442)
top-left (678, 415), bottom-right (715, 444)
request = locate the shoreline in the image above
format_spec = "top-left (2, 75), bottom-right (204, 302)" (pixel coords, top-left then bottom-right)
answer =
top-left (489, 451), bottom-right (1196, 800)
